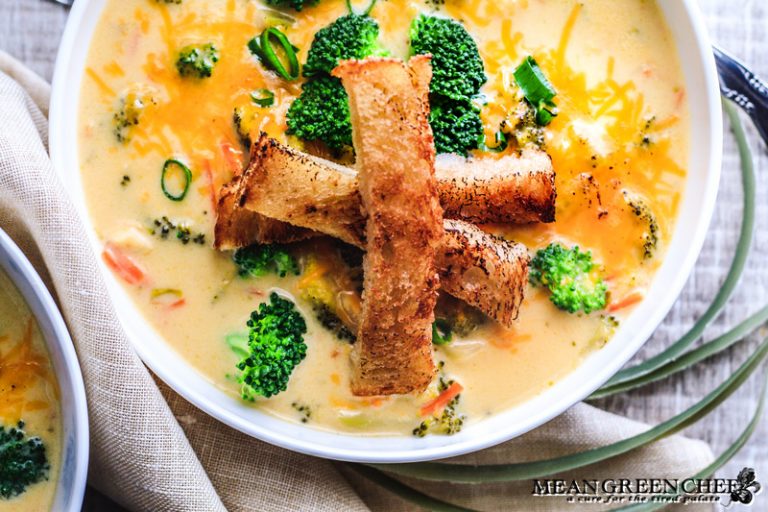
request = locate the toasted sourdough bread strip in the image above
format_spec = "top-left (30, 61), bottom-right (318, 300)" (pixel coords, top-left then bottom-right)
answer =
top-left (215, 137), bottom-right (530, 326)
top-left (436, 151), bottom-right (555, 223)
top-left (440, 219), bottom-right (529, 325)
top-left (334, 56), bottom-right (441, 396)
top-left (214, 161), bottom-right (313, 250)
top-left (214, 150), bottom-right (528, 327)
top-left (237, 135), bottom-right (554, 234)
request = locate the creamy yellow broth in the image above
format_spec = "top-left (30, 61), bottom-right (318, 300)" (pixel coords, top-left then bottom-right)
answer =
top-left (78, 0), bottom-right (688, 435)
top-left (0, 270), bottom-right (61, 511)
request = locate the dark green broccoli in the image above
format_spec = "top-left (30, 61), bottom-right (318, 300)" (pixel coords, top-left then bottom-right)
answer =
top-left (286, 11), bottom-right (388, 151)
top-left (313, 303), bottom-right (356, 342)
top-left (429, 96), bottom-right (483, 156)
top-left (409, 14), bottom-right (486, 155)
top-left (303, 14), bottom-right (388, 77)
top-left (286, 75), bottom-right (353, 151)
top-left (529, 242), bottom-right (608, 314)
top-left (409, 14), bottom-right (487, 101)
top-left (176, 43), bottom-right (219, 79)
top-left (233, 244), bottom-right (299, 278)
top-left (236, 293), bottom-right (308, 399)
top-left (0, 421), bottom-right (49, 499)
top-left (265, 0), bottom-right (319, 11)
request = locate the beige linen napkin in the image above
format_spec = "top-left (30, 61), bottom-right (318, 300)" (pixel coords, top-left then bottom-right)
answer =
top-left (0, 50), bottom-right (716, 512)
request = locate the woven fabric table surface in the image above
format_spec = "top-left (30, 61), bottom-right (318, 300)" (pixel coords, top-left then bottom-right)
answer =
top-left (0, 0), bottom-right (765, 500)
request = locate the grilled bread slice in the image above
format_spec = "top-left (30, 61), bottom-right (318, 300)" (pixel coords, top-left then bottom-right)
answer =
top-left (236, 134), bottom-right (554, 236)
top-left (440, 219), bottom-right (529, 326)
top-left (215, 136), bottom-right (530, 326)
top-left (213, 152), bottom-right (314, 250)
top-left (238, 136), bottom-right (365, 247)
top-left (436, 150), bottom-right (555, 223)
top-left (333, 56), bottom-right (442, 396)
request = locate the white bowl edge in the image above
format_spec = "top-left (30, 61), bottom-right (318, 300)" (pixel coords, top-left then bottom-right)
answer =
top-left (0, 230), bottom-right (89, 510)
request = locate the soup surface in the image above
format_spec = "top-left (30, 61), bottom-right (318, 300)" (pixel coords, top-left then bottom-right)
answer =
top-left (0, 270), bottom-right (61, 511)
top-left (79, 0), bottom-right (689, 435)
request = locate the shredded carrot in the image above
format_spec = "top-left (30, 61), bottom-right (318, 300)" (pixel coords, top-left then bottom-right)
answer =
top-left (246, 287), bottom-right (264, 297)
top-left (608, 291), bottom-right (644, 312)
top-left (420, 382), bottom-right (464, 417)
top-left (168, 298), bottom-right (186, 310)
top-left (102, 243), bottom-right (147, 285)
top-left (220, 139), bottom-right (243, 176)
top-left (85, 68), bottom-right (115, 97)
top-left (490, 331), bottom-right (532, 350)
top-left (203, 160), bottom-right (218, 211)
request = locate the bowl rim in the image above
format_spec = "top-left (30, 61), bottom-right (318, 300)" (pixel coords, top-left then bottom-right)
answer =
top-left (49, 0), bottom-right (722, 463)
top-left (0, 229), bottom-right (89, 511)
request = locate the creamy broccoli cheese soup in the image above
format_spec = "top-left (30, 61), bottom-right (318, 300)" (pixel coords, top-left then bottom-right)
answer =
top-left (0, 269), bottom-right (61, 511)
top-left (78, 0), bottom-right (689, 435)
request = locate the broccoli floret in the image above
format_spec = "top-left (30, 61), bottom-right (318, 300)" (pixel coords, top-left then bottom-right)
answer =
top-left (176, 43), bottom-right (219, 79)
top-left (265, 0), bottom-right (319, 11)
top-left (501, 99), bottom-right (546, 149)
top-left (233, 105), bottom-right (261, 147)
top-left (313, 303), bottom-right (356, 342)
top-left (529, 242), bottom-right (608, 314)
top-left (409, 15), bottom-right (486, 101)
top-left (297, 248), bottom-right (361, 342)
top-left (287, 12), bottom-right (388, 151)
top-left (233, 244), bottom-right (299, 278)
top-left (623, 191), bottom-right (659, 260)
top-left (412, 375), bottom-right (465, 437)
top-left (236, 293), bottom-right (308, 399)
top-left (409, 15), bottom-right (486, 156)
top-left (0, 421), bottom-right (49, 499)
top-left (429, 96), bottom-right (483, 156)
top-left (113, 90), bottom-right (155, 144)
top-left (286, 75), bottom-right (353, 152)
top-left (303, 14), bottom-right (388, 77)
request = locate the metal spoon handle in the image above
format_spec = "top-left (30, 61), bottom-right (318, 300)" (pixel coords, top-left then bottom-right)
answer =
top-left (714, 45), bottom-right (768, 146)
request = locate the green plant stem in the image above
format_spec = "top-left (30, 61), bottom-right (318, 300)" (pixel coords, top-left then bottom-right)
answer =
top-left (599, 100), bottom-right (755, 390)
top-left (346, 465), bottom-right (477, 512)
top-left (591, 304), bottom-right (768, 398)
top-left (367, 338), bottom-right (768, 483)
top-left (611, 372), bottom-right (768, 511)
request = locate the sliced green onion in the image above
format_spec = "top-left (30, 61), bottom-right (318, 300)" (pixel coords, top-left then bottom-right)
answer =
top-left (226, 333), bottom-right (250, 359)
top-left (479, 130), bottom-right (508, 153)
top-left (347, 465), bottom-right (475, 512)
top-left (150, 288), bottom-right (185, 308)
top-left (612, 373), bottom-right (768, 511)
top-left (513, 56), bottom-right (558, 126)
top-left (248, 28), bottom-right (300, 81)
top-left (251, 89), bottom-right (275, 107)
top-left (367, 337), bottom-right (768, 482)
top-left (597, 100), bottom-right (756, 391)
top-left (432, 319), bottom-right (453, 345)
top-left (346, 0), bottom-right (378, 16)
top-left (591, 303), bottom-right (768, 398)
top-left (353, 373), bottom-right (768, 512)
top-left (161, 159), bottom-right (192, 202)
top-left (151, 288), bottom-right (183, 300)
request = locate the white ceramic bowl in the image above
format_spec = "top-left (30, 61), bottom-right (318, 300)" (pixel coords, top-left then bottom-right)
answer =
top-left (0, 229), bottom-right (89, 510)
top-left (49, 0), bottom-right (722, 463)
